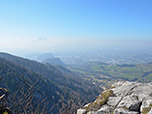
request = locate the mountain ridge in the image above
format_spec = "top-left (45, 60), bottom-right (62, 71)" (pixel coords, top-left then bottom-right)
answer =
top-left (0, 52), bottom-right (102, 113)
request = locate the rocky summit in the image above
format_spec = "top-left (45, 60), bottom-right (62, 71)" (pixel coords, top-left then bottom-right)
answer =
top-left (77, 81), bottom-right (152, 114)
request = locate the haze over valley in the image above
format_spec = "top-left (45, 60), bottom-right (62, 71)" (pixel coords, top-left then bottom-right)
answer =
top-left (0, 0), bottom-right (152, 114)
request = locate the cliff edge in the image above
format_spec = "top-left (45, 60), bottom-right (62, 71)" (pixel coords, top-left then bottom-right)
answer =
top-left (77, 81), bottom-right (152, 114)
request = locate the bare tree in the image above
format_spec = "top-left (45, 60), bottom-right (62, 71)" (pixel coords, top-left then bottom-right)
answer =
top-left (10, 79), bottom-right (48, 114)
top-left (56, 89), bottom-right (85, 114)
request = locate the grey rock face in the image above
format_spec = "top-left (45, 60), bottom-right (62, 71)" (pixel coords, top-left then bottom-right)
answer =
top-left (117, 95), bottom-right (141, 111)
top-left (87, 111), bottom-right (96, 114)
top-left (107, 96), bottom-right (122, 106)
top-left (77, 81), bottom-right (152, 114)
top-left (77, 109), bottom-right (87, 114)
top-left (96, 105), bottom-right (113, 114)
top-left (114, 108), bottom-right (139, 114)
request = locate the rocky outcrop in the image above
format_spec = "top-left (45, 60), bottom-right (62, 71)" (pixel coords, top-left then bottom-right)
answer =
top-left (77, 109), bottom-right (87, 114)
top-left (77, 81), bottom-right (152, 114)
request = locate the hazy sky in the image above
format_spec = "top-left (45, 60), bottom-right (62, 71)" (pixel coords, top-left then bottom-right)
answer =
top-left (0, 0), bottom-right (152, 54)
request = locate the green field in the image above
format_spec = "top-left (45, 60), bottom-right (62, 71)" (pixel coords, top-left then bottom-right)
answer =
top-left (71, 62), bottom-right (152, 83)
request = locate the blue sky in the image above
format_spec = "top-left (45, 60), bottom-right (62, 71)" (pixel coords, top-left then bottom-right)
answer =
top-left (0, 0), bottom-right (152, 54)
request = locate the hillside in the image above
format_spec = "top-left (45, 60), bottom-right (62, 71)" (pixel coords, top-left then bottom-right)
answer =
top-left (0, 57), bottom-right (63, 111)
top-left (0, 52), bottom-right (102, 113)
top-left (77, 81), bottom-right (152, 114)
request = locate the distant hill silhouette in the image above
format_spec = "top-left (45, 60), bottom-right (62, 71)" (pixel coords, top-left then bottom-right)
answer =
top-left (43, 57), bottom-right (65, 66)
top-left (36, 53), bottom-right (54, 62)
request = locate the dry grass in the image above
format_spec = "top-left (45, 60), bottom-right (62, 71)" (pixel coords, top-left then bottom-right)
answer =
top-left (142, 107), bottom-right (151, 114)
top-left (84, 89), bottom-right (115, 112)
top-left (142, 104), bottom-right (152, 114)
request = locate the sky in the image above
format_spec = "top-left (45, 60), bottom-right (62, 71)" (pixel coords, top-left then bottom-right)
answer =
top-left (0, 0), bottom-right (152, 55)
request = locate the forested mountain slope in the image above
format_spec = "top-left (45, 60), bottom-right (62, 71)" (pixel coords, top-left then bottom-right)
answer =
top-left (0, 52), bottom-right (102, 113)
top-left (0, 57), bottom-right (62, 112)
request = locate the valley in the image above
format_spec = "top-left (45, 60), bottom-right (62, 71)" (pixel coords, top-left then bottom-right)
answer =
top-left (1, 0), bottom-right (152, 113)
top-left (0, 51), bottom-right (152, 114)
top-left (69, 61), bottom-right (152, 89)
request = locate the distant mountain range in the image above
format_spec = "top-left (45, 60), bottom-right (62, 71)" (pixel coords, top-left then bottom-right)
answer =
top-left (43, 58), bottom-right (65, 66)
top-left (36, 53), bottom-right (54, 62)
top-left (28, 53), bottom-right (65, 66)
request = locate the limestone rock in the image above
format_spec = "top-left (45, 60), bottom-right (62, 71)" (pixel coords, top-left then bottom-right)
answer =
top-left (96, 105), bottom-right (113, 114)
top-left (107, 96), bottom-right (122, 106)
top-left (114, 108), bottom-right (139, 114)
top-left (117, 95), bottom-right (141, 111)
top-left (87, 111), bottom-right (96, 114)
top-left (77, 81), bottom-right (152, 114)
top-left (77, 108), bottom-right (87, 114)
